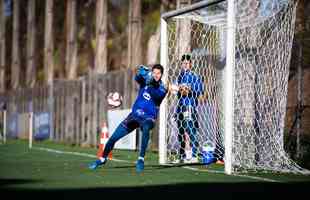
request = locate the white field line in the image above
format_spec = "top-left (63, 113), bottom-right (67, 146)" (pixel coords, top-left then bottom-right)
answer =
top-left (33, 146), bottom-right (280, 182)
top-left (183, 166), bottom-right (281, 182)
top-left (33, 147), bottom-right (132, 163)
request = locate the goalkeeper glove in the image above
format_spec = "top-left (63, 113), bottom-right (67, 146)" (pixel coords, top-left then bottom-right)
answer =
top-left (137, 65), bottom-right (152, 85)
top-left (137, 65), bottom-right (149, 76)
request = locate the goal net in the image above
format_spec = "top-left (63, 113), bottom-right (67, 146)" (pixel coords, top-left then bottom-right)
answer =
top-left (159, 0), bottom-right (309, 174)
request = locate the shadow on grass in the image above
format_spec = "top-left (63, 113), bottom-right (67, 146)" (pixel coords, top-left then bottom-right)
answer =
top-left (113, 163), bottom-right (208, 170)
top-left (1, 179), bottom-right (310, 199)
top-left (0, 178), bottom-right (43, 187)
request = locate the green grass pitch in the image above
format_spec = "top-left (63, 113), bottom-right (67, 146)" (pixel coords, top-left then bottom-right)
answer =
top-left (0, 140), bottom-right (309, 198)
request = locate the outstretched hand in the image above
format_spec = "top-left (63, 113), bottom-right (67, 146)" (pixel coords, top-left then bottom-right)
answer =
top-left (179, 85), bottom-right (190, 96)
top-left (167, 82), bottom-right (179, 95)
top-left (167, 83), bottom-right (191, 96)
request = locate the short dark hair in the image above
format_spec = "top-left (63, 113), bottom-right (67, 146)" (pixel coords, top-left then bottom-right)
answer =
top-left (181, 54), bottom-right (191, 61)
top-left (152, 64), bottom-right (164, 74)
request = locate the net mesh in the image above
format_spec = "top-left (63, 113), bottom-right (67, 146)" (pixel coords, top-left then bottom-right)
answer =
top-left (163, 0), bottom-right (309, 174)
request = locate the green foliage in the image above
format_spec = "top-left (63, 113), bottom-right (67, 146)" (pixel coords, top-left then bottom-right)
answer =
top-left (143, 10), bottom-right (160, 36)
top-left (107, 38), bottom-right (114, 50)
top-left (142, 0), bottom-right (162, 14)
top-left (53, 48), bottom-right (64, 75)
top-left (115, 14), bottom-right (128, 32)
top-left (142, 0), bottom-right (161, 5)
top-left (36, 68), bottom-right (45, 84)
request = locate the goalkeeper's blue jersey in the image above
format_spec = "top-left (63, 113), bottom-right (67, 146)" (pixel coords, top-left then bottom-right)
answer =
top-left (176, 69), bottom-right (203, 113)
top-left (132, 74), bottom-right (167, 120)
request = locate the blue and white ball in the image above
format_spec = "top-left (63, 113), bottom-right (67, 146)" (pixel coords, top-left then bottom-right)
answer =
top-left (202, 142), bottom-right (216, 165)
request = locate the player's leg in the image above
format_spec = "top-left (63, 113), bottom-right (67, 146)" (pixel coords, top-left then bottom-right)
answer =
top-left (104, 113), bottom-right (139, 156)
top-left (136, 119), bottom-right (155, 172)
top-left (89, 113), bottom-right (139, 170)
top-left (89, 125), bottom-right (132, 169)
top-left (138, 119), bottom-right (155, 158)
top-left (187, 119), bottom-right (199, 162)
top-left (102, 124), bottom-right (131, 157)
top-left (177, 115), bottom-right (186, 162)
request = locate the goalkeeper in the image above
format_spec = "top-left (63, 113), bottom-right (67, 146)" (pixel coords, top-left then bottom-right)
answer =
top-left (89, 64), bottom-right (167, 173)
top-left (170, 54), bottom-right (203, 163)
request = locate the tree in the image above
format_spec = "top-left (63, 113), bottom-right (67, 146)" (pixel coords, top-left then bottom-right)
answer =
top-left (44, 0), bottom-right (54, 85)
top-left (176, 0), bottom-right (191, 57)
top-left (94, 0), bottom-right (107, 74)
top-left (295, 0), bottom-right (306, 158)
top-left (146, 25), bottom-right (160, 65)
top-left (26, 0), bottom-right (36, 88)
top-left (84, 1), bottom-right (95, 71)
top-left (44, 0), bottom-right (55, 141)
top-left (128, 0), bottom-right (142, 69)
top-left (146, 1), bottom-right (168, 65)
top-left (11, 0), bottom-right (20, 89)
top-left (66, 0), bottom-right (77, 80)
top-left (0, 0), bottom-right (6, 93)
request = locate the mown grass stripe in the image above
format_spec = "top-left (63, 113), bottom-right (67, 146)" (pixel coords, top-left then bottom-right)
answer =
top-left (33, 146), bottom-right (280, 182)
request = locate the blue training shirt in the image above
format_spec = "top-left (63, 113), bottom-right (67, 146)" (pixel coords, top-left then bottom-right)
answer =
top-left (132, 74), bottom-right (167, 120)
top-left (176, 69), bottom-right (203, 112)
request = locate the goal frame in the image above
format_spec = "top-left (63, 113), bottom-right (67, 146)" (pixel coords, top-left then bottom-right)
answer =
top-left (159, 0), bottom-right (235, 175)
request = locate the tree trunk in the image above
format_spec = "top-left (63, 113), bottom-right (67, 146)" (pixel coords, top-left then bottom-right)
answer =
top-left (296, 41), bottom-right (303, 158)
top-left (128, 0), bottom-right (142, 69)
top-left (85, 5), bottom-right (94, 70)
top-left (146, 25), bottom-right (160, 65)
top-left (161, 0), bottom-right (175, 10)
top-left (11, 0), bottom-right (20, 90)
top-left (146, 1), bottom-right (169, 66)
top-left (295, 0), bottom-right (306, 158)
top-left (44, 0), bottom-right (55, 141)
top-left (44, 0), bottom-right (54, 85)
top-left (26, 0), bottom-right (36, 88)
top-left (94, 0), bottom-right (107, 74)
top-left (176, 0), bottom-right (191, 58)
top-left (0, 0), bottom-right (6, 93)
top-left (296, 0), bottom-right (306, 35)
top-left (58, 24), bottom-right (67, 79)
top-left (66, 0), bottom-right (77, 80)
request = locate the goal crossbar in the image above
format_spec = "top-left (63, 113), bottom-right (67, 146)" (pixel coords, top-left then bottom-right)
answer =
top-left (161, 0), bottom-right (226, 20)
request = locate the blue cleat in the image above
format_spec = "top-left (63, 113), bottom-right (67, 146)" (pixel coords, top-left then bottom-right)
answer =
top-left (136, 159), bottom-right (144, 173)
top-left (89, 159), bottom-right (106, 170)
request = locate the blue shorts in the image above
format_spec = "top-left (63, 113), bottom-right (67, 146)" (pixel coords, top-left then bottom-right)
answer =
top-left (121, 109), bottom-right (155, 131)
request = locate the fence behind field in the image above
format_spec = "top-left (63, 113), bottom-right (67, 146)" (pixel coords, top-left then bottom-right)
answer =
top-left (0, 68), bottom-right (162, 149)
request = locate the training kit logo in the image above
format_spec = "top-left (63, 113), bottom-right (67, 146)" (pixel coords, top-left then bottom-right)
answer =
top-left (143, 92), bottom-right (151, 101)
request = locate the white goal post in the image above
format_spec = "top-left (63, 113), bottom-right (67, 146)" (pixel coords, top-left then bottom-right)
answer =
top-left (159, 0), bottom-right (309, 175)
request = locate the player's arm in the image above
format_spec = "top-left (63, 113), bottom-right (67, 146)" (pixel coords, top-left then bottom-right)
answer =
top-left (167, 73), bottom-right (187, 96)
top-left (149, 84), bottom-right (167, 105)
top-left (166, 81), bottom-right (180, 96)
top-left (192, 76), bottom-right (205, 103)
top-left (166, 82), bottom-right (190, 97)
top-left (179, 84), bottom-right (191, 97)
